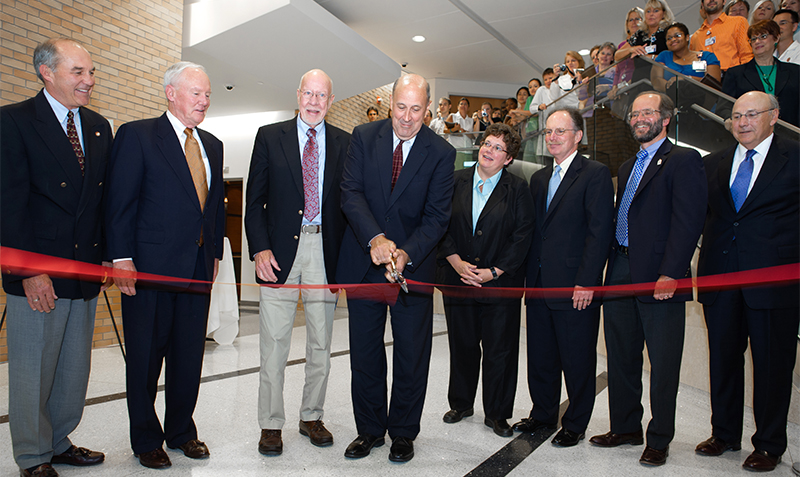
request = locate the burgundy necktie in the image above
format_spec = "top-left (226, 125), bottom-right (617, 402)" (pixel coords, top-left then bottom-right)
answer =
top-left (66, 111), bottom-right (85, 175)
top-left (391, 140), bottom-right (404, 191)
top-left (302, 128), bottom-right (320, 220)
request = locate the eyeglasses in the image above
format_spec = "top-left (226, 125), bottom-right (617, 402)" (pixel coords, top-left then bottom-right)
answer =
top-left (665, 33), bottom-right (684, 41)
top-left (749, 33), bottom-right (772, 43)
top-left (731, 108), bottom-right (775, 122)
top-left (479, 140), bottom-right (507, 154)
top-left (544, 128), bottom-right (578, 137)
top-left (627, 109), bottom-right (660, 121)
top-left (300, 90), bottom-right (328, 100)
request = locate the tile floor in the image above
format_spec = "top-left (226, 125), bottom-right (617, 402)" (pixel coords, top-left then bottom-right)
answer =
top-left (1, 306), bottom-right (799, 476)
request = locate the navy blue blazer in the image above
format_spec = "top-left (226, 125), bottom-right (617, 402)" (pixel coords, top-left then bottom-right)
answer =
top-left (105, 113), bottom-right (225, 283)
top-left (722, 59), bottom-right (800, 127)
top-left (607, 139), bottom-right (707, 303)
top-left (698, 135), bottom-right (799, 309)
top-left (1, 90), bottom-right (112, 299)
top-left (527, 155), bottom-right (615, 310)
top-left (436, 166), bottom-right (534, 301)
top-left (244, 117), bottom-right (350, 284)
top-left (336, 120), bottom-right (455, 285)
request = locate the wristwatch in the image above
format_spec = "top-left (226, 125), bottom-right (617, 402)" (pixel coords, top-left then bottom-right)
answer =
top-left (490, 267), bottom-right (498, 281)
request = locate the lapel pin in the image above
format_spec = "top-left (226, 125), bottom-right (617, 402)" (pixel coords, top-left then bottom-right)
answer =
top-left (657, 159), bottom-right (662, 166)
top-left (95, 131), bottom-right (100, 136)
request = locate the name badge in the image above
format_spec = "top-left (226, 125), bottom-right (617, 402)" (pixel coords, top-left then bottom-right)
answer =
top-left (693, 60), bottom-right (707, 72)
top-left (645, 44), bottom-right (657, 54)
top-left (705, 36), bottom-right (716, 47)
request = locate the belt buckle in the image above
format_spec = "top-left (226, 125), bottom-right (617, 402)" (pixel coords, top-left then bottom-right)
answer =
top-left (302, 225), bottom-right (320, 234)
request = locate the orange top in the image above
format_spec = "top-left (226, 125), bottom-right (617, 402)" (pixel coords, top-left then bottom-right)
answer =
top-left (690, 13), bottom-right (753, 71)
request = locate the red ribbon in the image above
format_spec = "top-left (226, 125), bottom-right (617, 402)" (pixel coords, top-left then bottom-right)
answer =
top-left (1, 246), bottom-right (798, 299)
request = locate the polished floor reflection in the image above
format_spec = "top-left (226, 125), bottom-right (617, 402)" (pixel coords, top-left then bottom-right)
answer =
top-left (1, 305), bottom-right (798, 476)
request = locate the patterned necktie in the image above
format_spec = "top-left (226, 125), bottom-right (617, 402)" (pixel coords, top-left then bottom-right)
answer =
top-left (302, 128), bottom-right (320, 220)
top-left (615, 149), bottom-right (648, 246)
top-left (546, 164), bottom-right (562, 211)
top-left (66, 111), bottom-right (85, 176)
top-left (184, 128), bottom-right (208, 212)
top-left (391, 140), bottom-right (404, 191)
top-left (730, 149), bottom-right (755, 212)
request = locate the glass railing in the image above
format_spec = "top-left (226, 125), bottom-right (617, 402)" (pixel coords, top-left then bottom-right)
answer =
top-left (444, 55), bottom-right (800, 180)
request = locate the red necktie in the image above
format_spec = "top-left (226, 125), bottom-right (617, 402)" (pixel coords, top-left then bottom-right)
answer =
top-left (302, 128), bottom-right (320, 220)
top-left (66, 111), bottom-right (85, 175)
top-left (391, 140), bottom-right (404, 191)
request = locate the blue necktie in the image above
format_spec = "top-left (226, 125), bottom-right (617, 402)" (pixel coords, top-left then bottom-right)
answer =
top-left (546, 164), bottom-right (562, 211)
top-left (615, 149), bottom-right (648, 246)
top-left (730, 149), bottom-right (755, 212)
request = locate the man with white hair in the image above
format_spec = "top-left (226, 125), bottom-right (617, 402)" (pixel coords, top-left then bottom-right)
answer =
top-left (106, 61), bottom-right (226, 469)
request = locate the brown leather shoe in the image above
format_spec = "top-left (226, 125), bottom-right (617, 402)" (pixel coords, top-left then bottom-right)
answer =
top-left (259, 429), bottom-right (283, 456)
top-left (20, 463), bottom-right (58, 477)
top-left (640, 445), bottom-right (669, 466)
top-left (743, 449), bottom-right (781, 472)
top-left (299, 420), bottom-right (333, 447)
top-left (51, 445), bottom-right (105, 466)
top-left (695, 436), bottom-right (741, 456)
top-left (589, 429), bottom-right (644, 447)
top-left (135, 447), bottom-right (171, 469)
top-left (169, 439), bottom-right (210, 459)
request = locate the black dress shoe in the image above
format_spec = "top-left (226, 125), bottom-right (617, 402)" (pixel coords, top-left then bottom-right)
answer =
top-left (135, 447), bottom-right (172, 469)
top-left (169, 439), bottom-right (210, 459)
top-left (589, 429), bottom-right (644, 447)
top-left (743, 449), bottom-right (781, 471)
top-left (389, 436), bottom-right (414, 463)
top-left (344, 434), bottom-right (385, 459)
top-left (551, 428), bottom-right (585, 447)
top-left (258, 429), bottom-right (282, 456)
top-left (20, 463), bottom-right (58, 477)
top-left (640, 445), bottom-right (669, 466)
top-left (484, 418), bottom-right (513, 437)
top-left (695, 436), bottom-right (741, 456)
top-left (51, 445), bottom-right (105, 466)
top-left (512, 417), bottom-right (557, 433)
top-left (443, 408), bottom-right (474, 423)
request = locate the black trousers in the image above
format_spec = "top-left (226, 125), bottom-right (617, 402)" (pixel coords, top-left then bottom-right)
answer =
top-left (603, 251), bottom-right (685, 450)
top-left (703, 241), bottom-right (799, 456)
top-left (122, 247), bottom-right (211, 454)
top-left (526, 297), bottom-right (600, 433)
top-left (443, 295), bottom-right (521, 420)
top-left (347, 266), bottom-right (434, 440)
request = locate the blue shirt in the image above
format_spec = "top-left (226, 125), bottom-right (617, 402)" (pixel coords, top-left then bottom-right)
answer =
top-left (297, 119), bottom-right (326, 226)
top-left (472, 167), bottom-right (503, 234)
top-left (43, 88), bottom-right (84, 151)
top-left (655, 50), bottom-right (720, 81)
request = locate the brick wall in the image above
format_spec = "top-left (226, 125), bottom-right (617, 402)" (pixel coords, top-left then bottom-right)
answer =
top-left (326, 83), bottom-right (393, 133)
top-left (0, 0), bottom-right (184, 362)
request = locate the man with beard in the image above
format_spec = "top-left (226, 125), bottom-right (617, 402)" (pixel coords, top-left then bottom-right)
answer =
top-left (690, 0), bottom-right (753, 72)
top-left (589, 91), bottom-right (707, 466)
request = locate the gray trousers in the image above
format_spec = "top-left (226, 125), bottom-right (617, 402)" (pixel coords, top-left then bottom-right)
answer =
top-left (6, 294), bottom-right (97, 469)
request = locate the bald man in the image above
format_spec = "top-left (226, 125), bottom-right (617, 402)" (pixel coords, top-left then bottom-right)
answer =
top-left (245, 69), bottom-right (350, 455)
top-left (337, 74), bottom-right (455, 463)
top-left (696, 92), bottom-right (799, 472)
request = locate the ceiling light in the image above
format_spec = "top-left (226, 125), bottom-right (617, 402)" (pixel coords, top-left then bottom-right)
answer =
top-left (412, 35), bottom-right (426, 43)
top-left (578, 49), bottom-right (590, 56)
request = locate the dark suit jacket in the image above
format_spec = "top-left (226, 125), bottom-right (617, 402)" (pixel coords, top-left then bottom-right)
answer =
top-left (244, 117), bottom-right (350, 284)
top-left (722, 59), bottom-right (800, 127)
top-left (607, 139), bottom-right (707, 303)
top-left (436, 166), bottom-right (534, 301)
top-left (105, 113), bottom-right (225, 282)
top-left (698, 135), bottom-right (800, 309)
top-left (527, 155), bottom-right (615, 310)
top-left (1, 90), bottom-right (112, 299)
top-left (337, 120), bottom-right (455, 285)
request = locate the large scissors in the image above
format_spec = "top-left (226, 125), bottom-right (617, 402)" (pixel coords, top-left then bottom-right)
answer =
top-left (389, 256), bottom-right (409, 293)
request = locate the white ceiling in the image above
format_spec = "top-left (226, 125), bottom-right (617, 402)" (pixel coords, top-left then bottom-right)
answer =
top-left (185, 0), bottom-right (703, 118)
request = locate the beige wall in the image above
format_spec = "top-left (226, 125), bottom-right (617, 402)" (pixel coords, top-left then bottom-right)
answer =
top-left (0, 0), bottom-right (184, 362)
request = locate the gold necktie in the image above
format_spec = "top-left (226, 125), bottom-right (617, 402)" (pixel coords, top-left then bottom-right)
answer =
top-left (184, 127), bottom-right (208, 211)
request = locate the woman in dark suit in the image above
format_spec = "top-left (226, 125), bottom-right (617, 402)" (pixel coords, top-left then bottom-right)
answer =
top-left (722, 19), bottom-right (800, 126)
top-left (436, 123), bottom-right (535, 438)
